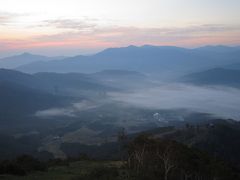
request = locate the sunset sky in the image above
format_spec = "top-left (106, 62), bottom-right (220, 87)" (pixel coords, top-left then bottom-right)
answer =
top-left (0, 0), bottom-right (240, 57)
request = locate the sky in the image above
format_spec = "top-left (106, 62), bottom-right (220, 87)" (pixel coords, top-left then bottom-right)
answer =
top-left (0, 0), bottom-right (240, 57)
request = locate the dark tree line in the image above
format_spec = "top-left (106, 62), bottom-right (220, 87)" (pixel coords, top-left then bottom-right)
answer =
top-left (0, 155), bottom-right (47, 176)
top-left (126, 134), bottom-right (239, 180)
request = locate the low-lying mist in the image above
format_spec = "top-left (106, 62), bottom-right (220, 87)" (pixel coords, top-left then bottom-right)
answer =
top-left (109, 83), bottom-right (240, 120)
top-left (35, 100), bottom-right (100, 118)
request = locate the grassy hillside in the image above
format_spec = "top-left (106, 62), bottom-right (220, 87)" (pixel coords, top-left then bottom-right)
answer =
top-left (0, 160), bottom-right (123, 180)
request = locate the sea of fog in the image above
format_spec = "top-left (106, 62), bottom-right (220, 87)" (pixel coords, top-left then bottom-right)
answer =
top-left (109, 83), bottom-right (240, 120)
top-left (35, 83), bottom-right (240, 121)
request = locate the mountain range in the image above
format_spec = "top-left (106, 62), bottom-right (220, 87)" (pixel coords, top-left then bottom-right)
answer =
top-left (1, 45), bottom-right (240, 166)
top-left (13, 45), bottom-right (240, 78)
top-left (0, 53), bottom-right (66, 69)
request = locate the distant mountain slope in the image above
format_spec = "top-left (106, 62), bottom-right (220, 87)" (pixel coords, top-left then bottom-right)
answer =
top-left (16, 45), bottom-right (240, 75)
top-left (33, 72), bottom-right (113, 93)
top-left (0, 133), bottom-right (53, 160)
top-left (90, 70), bottom-right (153, 89)
top-left (224, 63), bottom-right (240, 70)
top-left (0, 81), bottom-right (69, 122)
top-left (0, 53), bottom-right (65, 69)
top-left (92, 69), bottom-right (146, 78)
top-left (182, 68), bottom-right (240, 87)
top-left (0, 69), bottom-right (114, 95)
top-left (195, 45), bottom-right (240, 53)
top-left (0, 68), bottom-right (41, 88)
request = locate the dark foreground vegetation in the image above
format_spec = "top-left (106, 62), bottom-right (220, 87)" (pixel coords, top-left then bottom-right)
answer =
top-left (125, 135), bottom-right (239, 180)
top-left (1, 132), bottom-right (240, 180)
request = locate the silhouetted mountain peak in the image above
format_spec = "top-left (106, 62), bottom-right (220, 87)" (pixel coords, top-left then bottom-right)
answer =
top-left (196, 45), bottom-right (238, 52)
top-left (21, 52), bottom-right (33, 56)
top-left (127, 45), bottom-right (138, 48)
top-left (15, 45), bottom-right (240, 74)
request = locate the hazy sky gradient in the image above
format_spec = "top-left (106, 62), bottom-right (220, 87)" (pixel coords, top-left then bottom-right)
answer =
top-left (0, 0), bottom-right (240, 56)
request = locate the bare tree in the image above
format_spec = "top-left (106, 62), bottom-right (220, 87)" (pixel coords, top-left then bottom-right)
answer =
top-left (156, 141), bottom-right (177, 180)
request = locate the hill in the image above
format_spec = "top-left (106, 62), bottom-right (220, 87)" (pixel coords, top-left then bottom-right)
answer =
top-left (182, 68), bottom-right (240, 87)
top-left (0, 53), bottom-right (64, 69)
top-left (0, 68), bottom-right (41, 89)
top-left (0, 81), bottom-right (70, 124)
top-left (90, 70), bottom-right (153, 89)
top-left (143, 119), bottom-right (240, 168)
top-left (224, 63), bottom-right (240, 70)
top-left (16, 46), bottom-right (240, 77)
top-left (195, 45), bottom-right (240, 53)
top-left (33, 72), bottom-right (113, 95)
top-left (0, 69), bottom-right (115, 96)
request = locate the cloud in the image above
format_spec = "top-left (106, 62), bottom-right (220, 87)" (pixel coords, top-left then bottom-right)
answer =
top-left (34, 23), bottom-right (240, 46)
top-left (109, 84), bottom-right (240, 120)
top-left (42, 18), bottom-right (98, 32)
top-left (35, 100), bottom-right (99, 119)
top-left (92, 24), bottom-right (240, 45)
top-left (0, 12), bottom-right (14, 25)
top-left (0, 11), bottom-right (27, 26)
top-left (35, 84), bottom-right (240, 121)
top-left (35, 108), bottom-right (75, 118)
top-left (38, 17), bottom-right (239, 37)
top-left (0, 21), bottom-right (239, 53)
top-left (40, 22), bottom-right (239, 38)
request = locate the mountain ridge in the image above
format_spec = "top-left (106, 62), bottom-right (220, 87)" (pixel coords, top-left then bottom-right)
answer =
top-left (15, 45), bottom-right (240, 75)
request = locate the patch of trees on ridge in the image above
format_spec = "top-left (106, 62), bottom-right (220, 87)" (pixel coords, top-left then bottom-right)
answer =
top-left (1, 135), bottom-right (240, 180)
top-left (126, 134), bottom-right (239, 180)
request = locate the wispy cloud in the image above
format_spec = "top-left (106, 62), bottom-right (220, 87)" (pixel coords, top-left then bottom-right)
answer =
top-left (41, 20), bottom-right (239, 36)
top-left (0, 20), bottom-right (239, 53)
top-left (43, 18), bottom-right (98, 32)
top-left (32, 23), bottom-right (240, 47)
top-left (0, 12), bottom-right (15, 25)
top-left (0, 11), bottom-right (28, 26)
